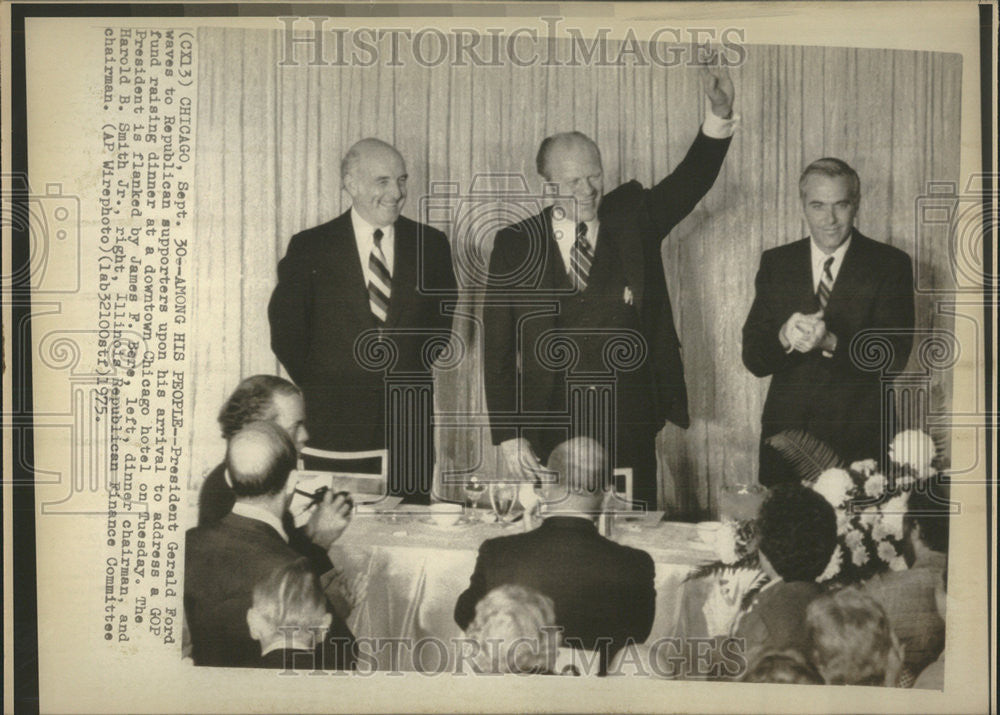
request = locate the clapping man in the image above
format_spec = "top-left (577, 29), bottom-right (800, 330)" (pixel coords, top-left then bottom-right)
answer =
top-left (742, 158), bottom-right (915, 485)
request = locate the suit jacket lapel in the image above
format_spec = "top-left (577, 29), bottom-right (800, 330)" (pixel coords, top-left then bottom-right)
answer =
top-left (328, 211), bottom-right (378, 330)
top-left (386, 219), bottom-right (416, 329)
top-left (824, 231), bottom-right (867, 318)
top-left (538, 207), bottom-right (572, 290)
top-left (787, 239), bottom-right (817, 313)
top-left (598, 203), bottom-right (644, 311)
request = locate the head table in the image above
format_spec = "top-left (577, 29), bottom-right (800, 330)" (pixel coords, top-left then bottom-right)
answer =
top-left (327, 508), bottom-right (757, 673)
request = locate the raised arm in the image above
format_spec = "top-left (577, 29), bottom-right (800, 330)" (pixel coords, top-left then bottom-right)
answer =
top-left (644, 57), bottom-right (736, 233)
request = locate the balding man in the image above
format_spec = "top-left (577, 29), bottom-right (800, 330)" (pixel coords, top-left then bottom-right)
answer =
top-left (268, 138), bottom-right (457, 504)
top-left (184, 421), bottom-right (355, 668)
top-left (454, 437), bottom-right (656, 674)
top-left (483, 63), bottom-right (737, 509)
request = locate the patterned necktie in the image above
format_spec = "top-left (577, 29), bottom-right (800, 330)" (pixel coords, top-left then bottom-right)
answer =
top-left (368, 228), bottom-right (391, 323)
top-left (816, 256), bottom-right (835, 310)
top-left (570, 222), bottom-right (593, 291)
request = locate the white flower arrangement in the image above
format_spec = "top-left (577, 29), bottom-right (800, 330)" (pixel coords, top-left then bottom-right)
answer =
top-left (811, 468), bottom-right (854, 508)
top-left (877, 540), bottom-right (898, 564)
top-left (864, 473), bottom-right (887, 498)
top-left (849, 458), bottom-right (879, 477)
top-left (889, 429), bottom-right (937, 478)
top-left (844, 529), bottom-right (864, 551)
top-left (818, 547), bottom-right (843, 582)
top-left (879, 493), bottom-right (909, 540)
top-left (850, 544), bottom-right (870, 567)
top-left (715, 521), bottom-right (742, 565)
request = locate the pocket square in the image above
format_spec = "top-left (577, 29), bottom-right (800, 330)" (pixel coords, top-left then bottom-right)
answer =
top-left (623, 287), bottom-right (634, 305)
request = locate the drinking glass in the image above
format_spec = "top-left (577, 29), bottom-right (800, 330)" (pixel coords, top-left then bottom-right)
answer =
top-left (489, 483), bottom-right (516, 526)
top-left (464, 478), bottom-right (486, 522)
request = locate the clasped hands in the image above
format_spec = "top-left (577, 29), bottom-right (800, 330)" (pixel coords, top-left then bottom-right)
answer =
top-left (780, 310), bottom-right (837, 355)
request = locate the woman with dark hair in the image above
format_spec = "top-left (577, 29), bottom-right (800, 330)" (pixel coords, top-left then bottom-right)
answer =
top-left (730, 483), bottom-right (838, 667)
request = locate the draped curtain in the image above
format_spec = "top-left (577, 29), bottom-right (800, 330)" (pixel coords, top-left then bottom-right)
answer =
top-left (190, 29), bottom-right (961, 518)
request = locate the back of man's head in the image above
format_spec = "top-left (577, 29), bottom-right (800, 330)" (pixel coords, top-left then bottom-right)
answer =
top-left (905, 480), bottom-right (950, 555)
top-left (218, 374), bottom-right (300, 439)
top-left (247, 558), bottom-right (331, 650)
top-left (544, 437), bottom-right (609, 511)
top-left (758, 483), bottom-right (837, 582)
top-left (226, 421), bottom-right (297, 499)
top-left (806, 586), bottom-right (901, 686)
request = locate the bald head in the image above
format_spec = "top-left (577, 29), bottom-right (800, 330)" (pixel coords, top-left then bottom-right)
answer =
top-left (226, 420), bottom-right (297, 498)
top-left (546, 437), bottom-right (610, 497)
top-left (341, 138), bottom-right (408, 228)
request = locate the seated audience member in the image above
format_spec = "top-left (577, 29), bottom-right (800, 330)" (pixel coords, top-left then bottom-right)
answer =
top-left (730, 484), bottom-right (838, 666)
top-left (864, 482), bottom-right (949, 682)
top-left (805, 586), bottom-right (903, 686)
top-left (198, 375), bottom-right (308, 526)
top-left (248, 559), bottom-right (332, 669)
top-left (454, 437), bottom-right (656, 675)
top-left (741, 649), bottom-right (824, 685)
top-left (185, 421), bottom-right (355, 669)
top-left (464, 585), bottom-right (560, 674)
top-left (913, 566), bottom-right (947, 689)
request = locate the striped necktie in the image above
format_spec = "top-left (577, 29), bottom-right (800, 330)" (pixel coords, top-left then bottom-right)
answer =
top-left (570, 222), bottom-right (593, 291)
top-left (816, 256), bottom-right (834, 310)
top-left (368, 228), bottom-right (391, 324)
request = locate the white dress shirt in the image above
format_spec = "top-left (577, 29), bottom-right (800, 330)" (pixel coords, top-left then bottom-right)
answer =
top-left (551, 217), bottom-right (599, 275)
top-left (351, 208), bottom-right (395, 287)
top-left (231, 501), bottom-right (288, 543)
top-left (548, 102), bottom-right (738, 272)
top-left (810, 235), bottom-right (852, 293)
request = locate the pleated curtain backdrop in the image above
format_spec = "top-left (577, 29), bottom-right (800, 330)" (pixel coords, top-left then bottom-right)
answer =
top-left (190, 28), bottom-right (961, 518)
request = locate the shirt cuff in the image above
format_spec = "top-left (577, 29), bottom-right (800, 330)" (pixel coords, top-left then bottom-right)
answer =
top-left (702, 100), bottom-right (739, 139)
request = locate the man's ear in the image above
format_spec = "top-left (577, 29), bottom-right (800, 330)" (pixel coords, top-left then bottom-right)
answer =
top-left (342, 173), bottom-right (357, 198)
top-left (246, 607), bottom-right (263, 642)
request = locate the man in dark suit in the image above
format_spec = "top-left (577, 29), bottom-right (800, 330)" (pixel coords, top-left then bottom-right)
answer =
top-left (197, 374), bottom-right (308, 526)
top-left (268, 138), bottom-right (457, 504)
top-left (483, 64), bottom-right (736, 509)
top-left (742, 158), bottom-right (915, 485)
top-left (185, 421), bottom-right (355, 669)
top-left (454, 437), bottom-right (656, 674)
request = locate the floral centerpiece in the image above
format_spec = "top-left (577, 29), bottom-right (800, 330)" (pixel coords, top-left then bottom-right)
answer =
top-left (688, 429), bottom-right (943, 596)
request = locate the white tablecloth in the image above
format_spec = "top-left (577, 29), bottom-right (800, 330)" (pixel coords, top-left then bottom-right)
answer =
top-left (328, 511), bottom-right (743, 672)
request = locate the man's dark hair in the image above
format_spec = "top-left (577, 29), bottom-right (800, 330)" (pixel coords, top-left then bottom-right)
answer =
top-left (217, 375), bottom-right (300, 439)
top-left (905, 480), bottom-right (951, 554)
top-left (798, 157), bottom-right (861, 205)
top-left (758, 483), bottom-right (837, 581)
top-left (226, 421), bottom-right (297, 498)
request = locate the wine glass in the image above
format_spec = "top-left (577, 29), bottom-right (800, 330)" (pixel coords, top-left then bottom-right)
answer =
top-left (464, 477), bottom-right (486, 522)
top-left (489, 483), bottom-right (516, 526)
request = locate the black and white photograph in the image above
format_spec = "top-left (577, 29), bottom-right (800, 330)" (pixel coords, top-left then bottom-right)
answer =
top-left (2, 2), bottom-right (995, 713)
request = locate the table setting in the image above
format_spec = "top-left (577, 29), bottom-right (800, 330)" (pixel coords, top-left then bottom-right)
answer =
top-left (323, 479), bottom-right (757, 672)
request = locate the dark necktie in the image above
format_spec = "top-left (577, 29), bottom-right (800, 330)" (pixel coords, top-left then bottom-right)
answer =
top-left (817, 256), bottom-right (834, 310)
top-left (368, 228), bottom-right (390, 323)
top-left (570, 222), bottom-right (593, 291)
